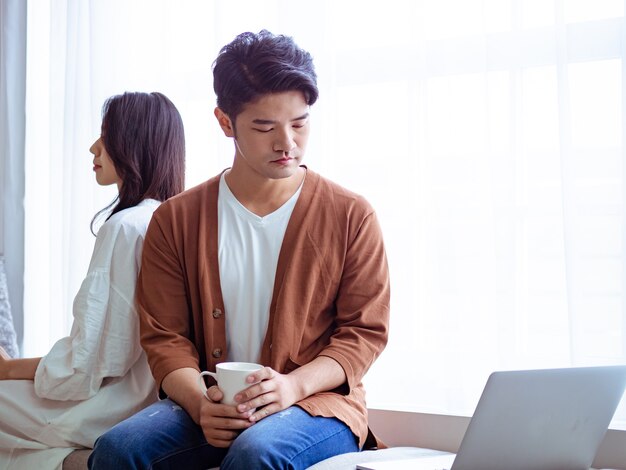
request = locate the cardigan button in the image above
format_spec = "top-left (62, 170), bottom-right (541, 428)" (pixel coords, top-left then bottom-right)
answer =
top-left (212, 308), bottom-right (222, 319)
top-left (212, 348), bottom-right (222, 358)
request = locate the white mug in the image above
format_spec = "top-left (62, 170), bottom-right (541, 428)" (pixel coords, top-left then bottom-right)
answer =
top-left (198, 362), bottom-right (263, 405)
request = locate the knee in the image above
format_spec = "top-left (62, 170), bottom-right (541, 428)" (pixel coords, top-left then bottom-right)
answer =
top-left (220, 428), bottom-right (285, 470)
top-left (89, 425), bottom-right (141, 469)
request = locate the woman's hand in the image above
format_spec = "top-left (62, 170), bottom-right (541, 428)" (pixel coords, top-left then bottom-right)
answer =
top-left (0, 346), bottom-right (11, 379)
top-left (0, 349), bottom-right (41, 380)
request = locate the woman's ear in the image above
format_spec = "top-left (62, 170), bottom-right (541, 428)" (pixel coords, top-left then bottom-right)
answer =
top-left (214, 107), bottom-right (235, 137)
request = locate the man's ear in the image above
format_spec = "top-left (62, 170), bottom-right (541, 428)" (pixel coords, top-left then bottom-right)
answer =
top-left (214, 107), bottom-right (235, 137)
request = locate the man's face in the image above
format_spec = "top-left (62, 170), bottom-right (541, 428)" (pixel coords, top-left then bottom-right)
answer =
top-left (228, 90), bottom-right (310, 181)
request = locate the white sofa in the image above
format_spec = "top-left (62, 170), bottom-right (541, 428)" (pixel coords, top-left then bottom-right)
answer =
top-left (63, 447), bottom-right (448, 470)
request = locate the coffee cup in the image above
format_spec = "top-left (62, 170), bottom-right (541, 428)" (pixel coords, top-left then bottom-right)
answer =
top-left (198, 361), bottom-right (263, 405)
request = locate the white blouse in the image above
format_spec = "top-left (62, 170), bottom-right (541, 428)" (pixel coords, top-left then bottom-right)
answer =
top-left (34, 199), bottom-right (159, 400)
top-left (0, 199), bottom-right (160, 469)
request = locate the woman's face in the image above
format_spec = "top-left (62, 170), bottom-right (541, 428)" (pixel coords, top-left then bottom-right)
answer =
top-left (89, 137), bottom-right (122, 189)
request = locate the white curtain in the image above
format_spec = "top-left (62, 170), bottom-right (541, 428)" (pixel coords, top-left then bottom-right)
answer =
top-left (24, 0), bottom-right (626, 427)
top-left (1, 0), bottom-right (26, 352)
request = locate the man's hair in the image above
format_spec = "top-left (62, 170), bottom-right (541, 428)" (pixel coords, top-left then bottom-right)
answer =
top-left (91, 91), bottom-right (186, 234)
top-left (213, 30), bottom-right (318, 122)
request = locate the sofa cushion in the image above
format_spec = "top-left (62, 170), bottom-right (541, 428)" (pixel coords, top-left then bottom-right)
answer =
top-left (306, 446), bottom-right (450, 470)
top-left (61, 446), bottom-right (450, 469)
top-left (62, 450), bottom-right (91, 470)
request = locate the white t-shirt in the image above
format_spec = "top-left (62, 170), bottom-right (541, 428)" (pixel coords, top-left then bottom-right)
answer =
top-left (218, 173), bottom-right (302, 363)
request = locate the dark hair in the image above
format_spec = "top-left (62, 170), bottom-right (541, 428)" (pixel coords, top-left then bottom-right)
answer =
top-left (212, 29), bottom-right (318, 122)
top-left (90, 91), bottom-right (185, 234)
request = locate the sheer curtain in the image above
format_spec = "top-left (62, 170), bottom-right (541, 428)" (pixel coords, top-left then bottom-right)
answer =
top-left (24, 0), bottom-right (626, 427)
top-left (1, 0), bottom-right (26, 352)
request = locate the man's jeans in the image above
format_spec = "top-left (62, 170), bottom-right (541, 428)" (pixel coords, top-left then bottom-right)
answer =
top-left (88, 399), bottom-right (359, 469)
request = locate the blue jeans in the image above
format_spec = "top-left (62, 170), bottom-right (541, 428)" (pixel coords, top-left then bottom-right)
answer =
top-left (88, 399), bottom-right (359, 469)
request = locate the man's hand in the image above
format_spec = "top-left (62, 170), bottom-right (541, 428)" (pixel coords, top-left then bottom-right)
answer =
top-left (233, 367), bottom-right (302, 423)
top-left (199, 385), bottom-right (255, 447)
top-left (162, 367), bottom-right (256, 448)
top-left (162, 357), bottom-right (346, 447)
top-left (233, 356), bottom-right (347, 423)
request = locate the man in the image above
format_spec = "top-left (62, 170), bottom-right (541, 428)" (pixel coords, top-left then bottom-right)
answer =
top-left (89, 30), bottom-right (390, 470)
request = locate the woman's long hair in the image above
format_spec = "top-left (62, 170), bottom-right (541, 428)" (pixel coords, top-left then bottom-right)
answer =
top-left (90, 92), bottom-right (185, 234)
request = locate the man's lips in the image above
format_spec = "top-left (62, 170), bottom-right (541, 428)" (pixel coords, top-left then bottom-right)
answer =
top-left (271, 155), bottom-right (295, 163)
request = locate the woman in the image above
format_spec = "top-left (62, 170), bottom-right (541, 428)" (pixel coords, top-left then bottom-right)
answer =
top-left (0, 92), bottom-right (185, 469)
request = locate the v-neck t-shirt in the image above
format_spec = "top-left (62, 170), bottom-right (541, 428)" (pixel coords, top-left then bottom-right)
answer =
top-left (217, 173), bottom-right (303, 363)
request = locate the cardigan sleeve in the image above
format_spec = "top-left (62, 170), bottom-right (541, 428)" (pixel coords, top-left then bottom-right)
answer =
top-left (318, 208), bottom-right (390, 391)
top-left (137, 209), bottom-right (202, 388)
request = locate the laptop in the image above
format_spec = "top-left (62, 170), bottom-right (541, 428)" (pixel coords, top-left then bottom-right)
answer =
top-left (357, 365), bottom-right (626, 470)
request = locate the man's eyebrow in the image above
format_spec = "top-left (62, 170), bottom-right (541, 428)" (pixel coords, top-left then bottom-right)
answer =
top-left (251, 113), bottom-right (309, 125)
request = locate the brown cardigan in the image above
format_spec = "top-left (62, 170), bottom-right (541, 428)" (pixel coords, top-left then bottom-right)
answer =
top-left (137, 169), bottom-right (390, 448)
